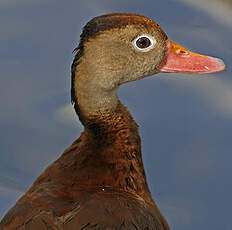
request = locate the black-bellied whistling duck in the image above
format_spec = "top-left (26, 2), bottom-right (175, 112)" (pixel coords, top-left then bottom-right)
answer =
top-left (0, 13), bottom-right (225, 230)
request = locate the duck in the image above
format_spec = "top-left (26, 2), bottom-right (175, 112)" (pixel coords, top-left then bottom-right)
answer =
top-left (0, 13), bottom-right (225, 230)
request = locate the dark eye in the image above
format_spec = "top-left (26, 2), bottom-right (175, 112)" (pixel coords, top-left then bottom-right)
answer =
top-left (133, 34), bottom-right (156, 52)
top-left (136, 37), bottom-right (151, 48)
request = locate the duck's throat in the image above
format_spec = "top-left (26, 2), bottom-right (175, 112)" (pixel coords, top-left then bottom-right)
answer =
top-left (83, 102), bottom-right (152, 199)
top-left (74, 93), bottom-right (152, 199)
top-left (71, 68), bottom-right (152, 198)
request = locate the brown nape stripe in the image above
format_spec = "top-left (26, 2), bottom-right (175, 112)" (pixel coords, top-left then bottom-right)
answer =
top-left (71, 48), bottom-right (83, 120)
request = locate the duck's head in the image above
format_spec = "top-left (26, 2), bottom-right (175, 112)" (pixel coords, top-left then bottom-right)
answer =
top-left (71, 13), bottom-right (226, 116)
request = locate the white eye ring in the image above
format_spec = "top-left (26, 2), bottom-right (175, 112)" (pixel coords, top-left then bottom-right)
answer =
top-left (132, 34), bottom-right (156, 52)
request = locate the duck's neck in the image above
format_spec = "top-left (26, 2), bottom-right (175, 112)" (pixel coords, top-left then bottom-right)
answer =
top-left (70, 58), bottom-right (153, 199)
top-left (73, 82), bottom-right (152, 200)
top-left (79, 101), bottom-right (152, 200)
